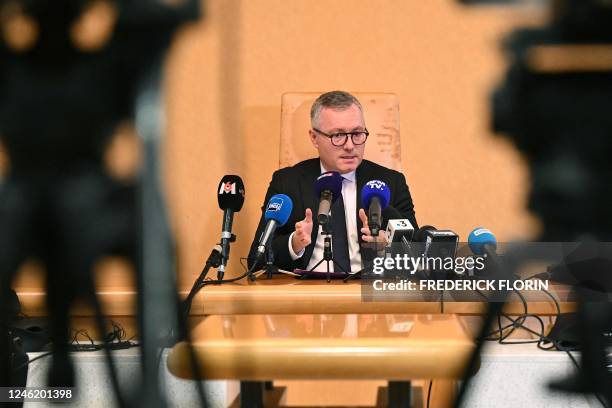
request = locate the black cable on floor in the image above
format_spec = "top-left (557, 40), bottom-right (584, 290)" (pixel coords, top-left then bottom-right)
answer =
top-left (14, 351), bottom-right (54, 372)
top-left (477, 283), bottom-right (608, 408)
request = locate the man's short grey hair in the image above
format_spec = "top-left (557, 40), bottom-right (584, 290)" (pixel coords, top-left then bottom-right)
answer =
top-left (310, 91), bottom-right (363, 128)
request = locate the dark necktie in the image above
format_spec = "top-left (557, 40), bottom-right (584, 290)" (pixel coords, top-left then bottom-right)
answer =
top-left (331, 180), bottom-right (351, 273)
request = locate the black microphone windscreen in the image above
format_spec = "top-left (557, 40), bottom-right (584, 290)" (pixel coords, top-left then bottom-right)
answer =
top-left (314, 171), bottom-right (343, 202)
top-left (217, 175), bottom-right (245, 211)
top-left (414, 225), bottom-right (437, 242)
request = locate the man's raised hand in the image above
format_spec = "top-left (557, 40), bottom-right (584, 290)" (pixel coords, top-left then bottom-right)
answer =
top-left (291, 208), bottom-right (313, 253)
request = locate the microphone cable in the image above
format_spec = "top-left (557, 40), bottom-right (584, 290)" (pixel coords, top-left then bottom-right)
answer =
top-left (472, 284), bottom-right (608, 408)
top-left (182, 255), bottom-right (260, 320)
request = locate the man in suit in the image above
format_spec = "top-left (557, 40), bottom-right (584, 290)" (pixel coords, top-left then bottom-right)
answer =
top-left (249, 91), bottom-right (418, 273)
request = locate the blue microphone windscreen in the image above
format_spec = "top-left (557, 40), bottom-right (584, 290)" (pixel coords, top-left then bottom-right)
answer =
top-left (361, 180), bottom-right (391, 209)
top-left (468, 227), bottom-right (497, 255)
top-left (264, 194), bottom-right (293, 227)
top-left (314, 171), bottom-right (343, 202)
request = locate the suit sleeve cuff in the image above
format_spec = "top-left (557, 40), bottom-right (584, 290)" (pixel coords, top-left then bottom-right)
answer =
top-left (288, 232), bottom-right (305, 260)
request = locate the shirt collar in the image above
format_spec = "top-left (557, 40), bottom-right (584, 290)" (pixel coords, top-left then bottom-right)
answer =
top-left (320, 161), bottom-right (356, 183)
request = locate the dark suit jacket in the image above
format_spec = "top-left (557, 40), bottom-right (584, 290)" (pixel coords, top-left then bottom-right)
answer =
top-left (248, 158), bottom-right (418, 271)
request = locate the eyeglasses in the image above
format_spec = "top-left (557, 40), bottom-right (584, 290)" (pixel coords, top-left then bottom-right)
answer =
top-left (312, 128), bottom-right (369, 147)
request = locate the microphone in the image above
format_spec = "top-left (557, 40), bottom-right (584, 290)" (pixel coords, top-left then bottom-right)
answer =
top-left (384, 206), bottom-right (415, 244)
top-left (414, 225), bottom-right (459, 245)
top-left (361, 180), bottom-right (391, 236)
top-left (216, 175), bottom-right (245, 280)
top-left (314, 171), bottom-right (343, 225)
top-left (345, 206), bottom-right (411, 281)
top-left (468, 227), bottom-right (497, 258)
top-left (414, 225), bottom-right (459, 278)
top-left (468, 227), bottom-right (509, 281)
top-left (413, 225), bottom-right (437, 242)
top-left (255, 194), bottom-right (294, 260)
top-left (383, 206), bottom-right (415, 261)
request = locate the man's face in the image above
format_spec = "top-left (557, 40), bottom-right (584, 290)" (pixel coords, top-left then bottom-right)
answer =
top-left (309, 104), bottom-right (366, 174)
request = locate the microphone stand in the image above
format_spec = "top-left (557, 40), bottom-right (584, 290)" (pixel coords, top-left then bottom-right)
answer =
top-left (302, 219), bottom-right (349, 283)
top-left (246, 245), bottom-right (277, 282)
top-left (343, 267), bottom-right (362, 282)
top-left (345, 226), bottom-right (424, 282)
top-left (265, 246), bottom-right (278, 279)
top-left (343, 236), bottom-right (388, 282)
top-left (217, 233), bottom-right (236, 281)
top-left (181, 246), bottom-right (222, 322)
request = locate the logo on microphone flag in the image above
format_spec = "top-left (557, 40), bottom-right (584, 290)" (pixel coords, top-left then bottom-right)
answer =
top-left (220, 181), bottom-right (236, 194)
top-left (366, 180), bottom-right (387, 190)
top-left (267, 197), bottom-right (284, 212)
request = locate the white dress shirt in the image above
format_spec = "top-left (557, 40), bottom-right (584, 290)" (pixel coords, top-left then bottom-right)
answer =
top-left (288, 162), bottom-right (362, 273)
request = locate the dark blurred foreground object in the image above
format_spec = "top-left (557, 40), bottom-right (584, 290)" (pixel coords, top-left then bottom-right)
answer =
top-left (2, 289), bottom-right (28, 408)
top-left (455, 1), bottom-right (612, 407)
top-left (0, 1), bottom-right (200, 407)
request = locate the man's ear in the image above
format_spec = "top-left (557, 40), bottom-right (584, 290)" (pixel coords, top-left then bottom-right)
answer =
top-left (309, 129), bottom-right (318, 149)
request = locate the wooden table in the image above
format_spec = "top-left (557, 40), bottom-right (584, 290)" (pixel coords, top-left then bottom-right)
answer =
top-left (168, 313), bottom-right (474, 407)
top-left (15, 268), bottom-right (574, 318)
top-left (193, 275), bottom-right (574, 316)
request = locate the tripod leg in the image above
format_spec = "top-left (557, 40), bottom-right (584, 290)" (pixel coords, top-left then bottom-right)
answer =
top-left (301, 259), bottom-right (325, 280)
top-left (265, 247), bottom-right (277, 279)
top-left (265, 264), bottom-right (278, 280)
top-left (332, 259), bottom-right (350, 276)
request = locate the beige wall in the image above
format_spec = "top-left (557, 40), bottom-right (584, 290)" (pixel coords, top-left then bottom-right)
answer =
top-left (164, 0), bottom-right (546, 287)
